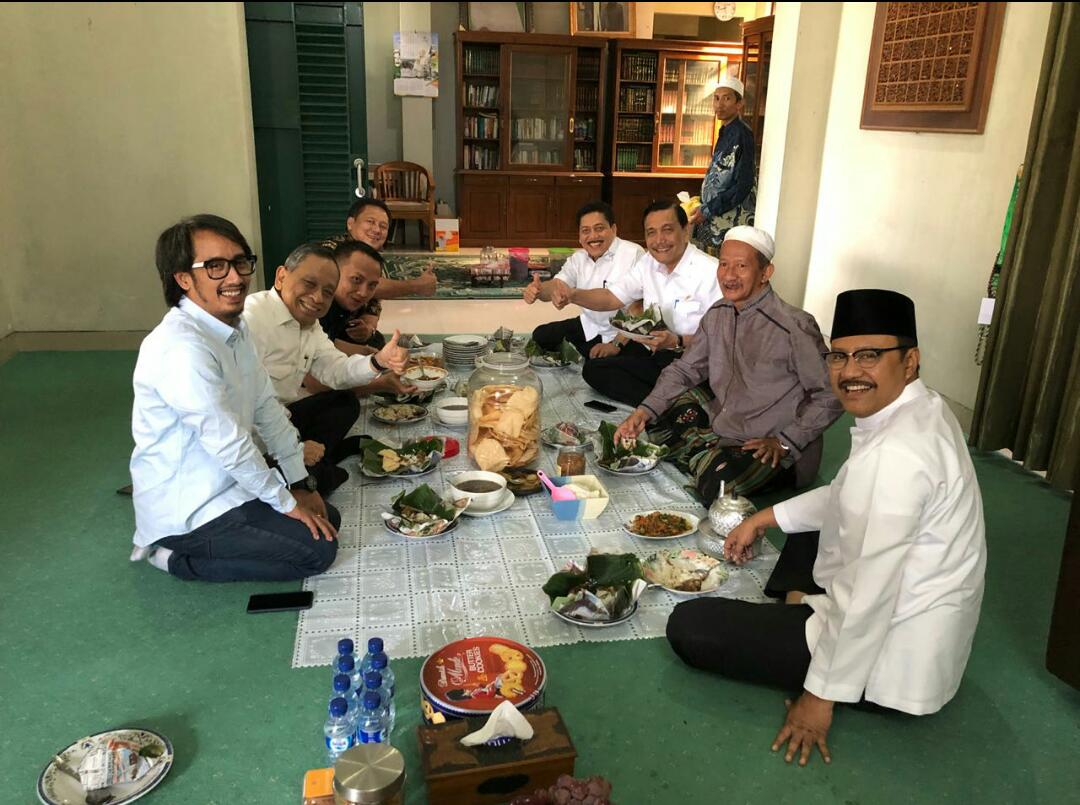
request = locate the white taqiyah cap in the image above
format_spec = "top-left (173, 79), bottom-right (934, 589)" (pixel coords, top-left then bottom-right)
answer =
top-left (716, 75), bottom-right (745, 96)
top-left (723, 226), bottom-right (775, 262)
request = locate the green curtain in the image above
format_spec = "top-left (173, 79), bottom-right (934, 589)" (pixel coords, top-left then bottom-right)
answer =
top-left (970, 3), bottom-right (1080, 492)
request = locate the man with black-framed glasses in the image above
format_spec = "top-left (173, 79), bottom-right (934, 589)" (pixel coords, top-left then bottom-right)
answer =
top-left (666, 289), bottom-right (986, 766)
top-left (128, 214), bottom-right (339, 582)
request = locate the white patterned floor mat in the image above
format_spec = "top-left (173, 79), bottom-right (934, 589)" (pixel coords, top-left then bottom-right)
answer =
top-left (292, 361), bottom-right (779, 668)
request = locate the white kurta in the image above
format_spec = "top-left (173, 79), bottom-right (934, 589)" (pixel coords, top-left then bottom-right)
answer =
top-left (773, 380), bottom-right (986, 715)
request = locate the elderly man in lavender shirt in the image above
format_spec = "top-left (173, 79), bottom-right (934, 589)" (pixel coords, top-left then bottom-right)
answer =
top-left (614, 226), bottom-right (842, 503)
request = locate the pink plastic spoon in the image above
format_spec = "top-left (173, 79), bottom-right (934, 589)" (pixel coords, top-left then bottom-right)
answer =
top-left (536, 470), bottom-right (577, 502)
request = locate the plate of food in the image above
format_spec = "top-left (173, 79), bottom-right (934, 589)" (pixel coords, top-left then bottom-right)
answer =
top-left (642, 548), bottom-right (729, 595)
top-left (609, 305), bottom-right (668, 343)
top-left (403, 365), bottom-right (450, 392)
top-left (623, 510), bottom-right (700, 540)
top-left (37, 727), bottom-right (173, 805)
top-left (359, 436), bottom-right (444, 478)
top-left (373, 387), bottom-right (438, 406)
top-left (542, 553), bottom-right (647, 627)
top-left (372, 403), bottom-right (427, 425)
top-left (594, 421), bottom-right (669, 475)
top-left (540, 421), bottom-right (595, 449)
top-left (400, 333), bottom-right (432, 352)
top-left (381, 483), bottom-right (469, 539)
top-left (499, 467), bottom-right (543, 497)
top-left (525, 339), bottom-right (579, 368)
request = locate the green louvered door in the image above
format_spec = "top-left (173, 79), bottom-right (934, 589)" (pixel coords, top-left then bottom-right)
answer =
top-left (244, 2), bottom-right (368, 285)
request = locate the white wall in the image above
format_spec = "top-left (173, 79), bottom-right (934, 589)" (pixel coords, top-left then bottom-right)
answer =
top-left (801, 2), bottom-right (1051, 410)
top-left (0, 2), bottom-right (261, 333)
top-left (364, 2), bottom-right (404, 167)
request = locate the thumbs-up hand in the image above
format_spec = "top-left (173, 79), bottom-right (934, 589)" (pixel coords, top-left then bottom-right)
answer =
top-left (413, 263), bottom-right (438, 297)
top-left (375, 329), bottom-right (409, 375)
top-left (550, 279), bottom-right (572, 310)
top-left (523, 273), bottom-right (543, 304)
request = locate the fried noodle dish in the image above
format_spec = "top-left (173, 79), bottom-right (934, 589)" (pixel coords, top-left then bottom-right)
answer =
top-left (630, 512), bottom-right (691, 537)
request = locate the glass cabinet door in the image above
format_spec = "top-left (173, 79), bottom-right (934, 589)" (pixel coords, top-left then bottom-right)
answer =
top-left (508, 47), bottom-right (572, 169)
top-left (656, 55), bottom-right (724, 171)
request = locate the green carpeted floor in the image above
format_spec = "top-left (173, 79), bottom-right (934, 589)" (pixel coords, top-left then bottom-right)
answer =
top-left (1, 351), bottom-right (1078, 804)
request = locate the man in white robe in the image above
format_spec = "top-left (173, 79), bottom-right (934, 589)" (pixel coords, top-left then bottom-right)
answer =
top-left (666, 289), bottom-right (986, 766)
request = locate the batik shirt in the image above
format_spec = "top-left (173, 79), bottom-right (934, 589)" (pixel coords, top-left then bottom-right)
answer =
top-left (696, 116), bottom-right (757, 248)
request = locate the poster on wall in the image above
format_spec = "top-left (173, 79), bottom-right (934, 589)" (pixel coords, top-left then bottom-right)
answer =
top-left (393, 31), bottom-right (439, 98)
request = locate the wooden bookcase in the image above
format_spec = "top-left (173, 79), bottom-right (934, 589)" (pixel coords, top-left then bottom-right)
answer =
top-left (741, 16), bottom-right (774, 165)
top-left (456, 32), bottom-right (607, 247)
top-left (609, 38), bottom-right (742, 242)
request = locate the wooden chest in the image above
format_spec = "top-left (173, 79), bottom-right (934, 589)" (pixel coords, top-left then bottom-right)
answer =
top-left (418, 707), bottom-right (576, 805)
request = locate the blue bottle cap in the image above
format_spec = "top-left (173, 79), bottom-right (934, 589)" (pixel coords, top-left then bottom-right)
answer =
top-left (329, 697), bottom-right (348, 717)
top-left (371, 652), bottom-right (388, 670)
top-left (333, 674), bottom-right (350, 693)
top-left (337, 638), bottom-right (354, 655)
top-left (368, 637), bottom-right (384, 654)
top-left (364, 671), bottom-right (382, 689)
top-left (363, 691), bottom-right (381, 710)
top-left (336, 655), bottom-right (355, 673)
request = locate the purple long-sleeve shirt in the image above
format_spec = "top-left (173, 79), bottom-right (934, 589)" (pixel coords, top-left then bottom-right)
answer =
top-left (639, 285), bottom-right (842, 461)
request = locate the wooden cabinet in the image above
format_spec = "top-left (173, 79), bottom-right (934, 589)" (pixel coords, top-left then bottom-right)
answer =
top-left (459, 175), bottom-right (507, 240)
top-left (610, 176), bottom-right (696, 244)
top-left (456, 32), bottom-right (605, 246)
top-left (741, 16), bottom-right (774, 165)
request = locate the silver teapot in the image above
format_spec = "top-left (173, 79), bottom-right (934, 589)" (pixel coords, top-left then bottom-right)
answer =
top-left (701, 483), bottom-right (757, 557)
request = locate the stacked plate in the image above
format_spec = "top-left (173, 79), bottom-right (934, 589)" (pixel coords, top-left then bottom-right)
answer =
top-left (441, 334), bottom-right (488, 369)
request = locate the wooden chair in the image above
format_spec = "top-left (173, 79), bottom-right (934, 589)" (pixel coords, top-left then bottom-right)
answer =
top-left (374, 161), bottom-right (436, 250)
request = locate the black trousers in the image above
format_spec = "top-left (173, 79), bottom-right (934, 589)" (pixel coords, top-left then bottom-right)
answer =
top-left (581, 342), bottom-right (680, 407)
top-left (287, 390), bottom-right (361, 496)
top-left (764, 531), bottom-right (825, 599)
top-left (531, 317), bottom-right (600, 360)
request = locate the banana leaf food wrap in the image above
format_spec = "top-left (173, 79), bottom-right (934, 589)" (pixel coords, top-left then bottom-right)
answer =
top-left (489, 326), bottom-right (527, 354)
top-left (610, 304), bottom-right (667, 336)
top-left (594, 420), bottom-right (669, 473)
top-left (383, 483), bottom-right (469, 537)
top-left (525, 338), bottom-right (580, 367)
top-left (360, 436), bottom-right (444, 477)
top-left (543, 553), bottom-right (647, 623)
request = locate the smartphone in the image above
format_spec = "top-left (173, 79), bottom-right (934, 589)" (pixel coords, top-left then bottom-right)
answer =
top-left (247, 591), bottom-right (314, 614)
top-left (584, 400), bottom-right (618, 413)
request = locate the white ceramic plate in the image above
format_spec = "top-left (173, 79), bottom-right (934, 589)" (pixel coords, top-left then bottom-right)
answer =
top-left (610, 323), bottom-right (665, 343)
top-left (595, 461), bottom-right (659, 477)
top-left (529, 355), bottom-right (575, 369)
top-left (382, 515), bottom-right (459, 539)
top-left (622, 511), bottom-right (700, 540)
top-left (459, 488), bottom-right (516, 518)
top-left (643, 549), bottom-right (728, 595)
top-left (38, 727), bottom-right (173, 805)
top-left (361, 461), bottom-right (440, 480)
top-left (540, 426), bottom-right (594, 449)
top-left (371, 404), bottom-right (428, 425)
top-left (551, 602), bottom-right (638, 629)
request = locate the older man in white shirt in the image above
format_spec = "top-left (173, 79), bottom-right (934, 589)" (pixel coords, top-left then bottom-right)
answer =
top-left (524, 201), bottom-right (643, 359)
top-left (130, 215), bottom-right (338, 582)
top-left (556, 199), bottom-right (721, 406)
top-left (243, 241), bottom-right (408, 495)
top-left (667, 289), bottom-right (986, 766)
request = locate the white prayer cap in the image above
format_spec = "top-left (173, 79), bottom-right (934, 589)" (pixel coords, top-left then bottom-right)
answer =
top-left (716, 75), bottom-right (745, 97)
top-left (723, 226), bottom-right (775, 262)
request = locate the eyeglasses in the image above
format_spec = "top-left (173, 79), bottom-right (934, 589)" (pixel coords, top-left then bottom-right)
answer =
top-left (822, 346), bottom-right (907, 368)
top-left (191, 255), bottom-right (258, 280)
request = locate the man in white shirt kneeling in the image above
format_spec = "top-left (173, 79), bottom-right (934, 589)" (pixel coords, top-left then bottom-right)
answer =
top-left (129, 215), bottom-right (339, 582)
top-left (667, 289), bottom-right (986, 765)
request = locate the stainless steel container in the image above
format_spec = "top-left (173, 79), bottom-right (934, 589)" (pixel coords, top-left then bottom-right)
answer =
top-left (701, 491), bottom-right (757, 557)
top-left (333, 744), bottom-right (405, 805)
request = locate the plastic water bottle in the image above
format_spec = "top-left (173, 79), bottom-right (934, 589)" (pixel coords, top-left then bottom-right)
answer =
top-left (364, 670), bottom-right (395, 733)
top-left (371, 652), bottom-right (396, 702)
top-left (359, 637), bottom-right (384, 676)
top-left (332, 673), bottom-right (359, 724)
top-left (355, 691), bottom-right (388, 744)
top-left (336, 637), bottom-right (355, 662)
top-left (324, 697), bottom-right (355, 763)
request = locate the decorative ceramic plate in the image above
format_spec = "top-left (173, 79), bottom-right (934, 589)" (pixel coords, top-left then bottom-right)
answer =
top-left (540, 425), bottom-right (594, 449)
top-left (37, 727), bottom-right (173, 805)
top-left (595, 461), bottom-right (659, 477)
top-left (371, 404), bottom-right (427, 425)
top-left (622, 511), bottom-right (700, 540)
top-left (382, 514), bottom-right (460, 539)
top-left (550, 601), bottom-right (638, 629)
top-left (642, 548), bottom-right (729, 595)
top-left (529, 355), bottom-right (575, 369)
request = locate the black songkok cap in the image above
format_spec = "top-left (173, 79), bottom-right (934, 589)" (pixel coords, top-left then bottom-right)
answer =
top-left (831, 289), bottom-right (917, 344)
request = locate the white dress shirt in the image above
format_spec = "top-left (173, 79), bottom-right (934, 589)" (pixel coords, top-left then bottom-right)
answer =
top-left (243, 289), bottom-right (378, 404)
top-left (605, 243), bottom-right (721, 336)
top-left (773, 380), bottom-right (986, 715)
top-left (130, 298), bottom-right (307, 547)
top-left (554, 237), bottom-right (644, 342)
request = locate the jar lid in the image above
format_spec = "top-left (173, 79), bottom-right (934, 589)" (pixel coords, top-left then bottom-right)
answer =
top-left (476, 352), bottom-right (529, 371)
top-left (333, 745), bottom-right (405, 803)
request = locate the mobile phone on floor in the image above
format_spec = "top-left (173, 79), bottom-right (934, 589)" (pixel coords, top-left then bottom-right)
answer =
top-left (584, 400), bottom-right (618, 413)
top-left (247, 591), bottom-right (314, 614)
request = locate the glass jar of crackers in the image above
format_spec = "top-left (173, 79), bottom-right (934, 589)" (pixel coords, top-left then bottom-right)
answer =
top-left (466, 353), bottom-right (542, 472)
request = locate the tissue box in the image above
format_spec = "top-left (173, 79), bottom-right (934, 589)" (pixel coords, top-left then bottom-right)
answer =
top-left (549, 475), bottom-right (610, 521)
top-left (418, 707), bottom-right (576, 805)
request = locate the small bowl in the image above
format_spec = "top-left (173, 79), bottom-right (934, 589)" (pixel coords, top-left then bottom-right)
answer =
top-left (404, 365), bottom-right (449, 391)
top-left (447, 471), bottom-right (508, 510)
top-left (433, 396), bottom-right (469, 426)
top-left (548, 474), bottom-right (610, 521)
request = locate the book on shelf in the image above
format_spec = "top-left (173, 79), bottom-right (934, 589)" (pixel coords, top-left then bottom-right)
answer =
top-left (618, 86), bottom-right (654, 113)
top-left (621, 52), bottom-right (657, 82)
top-left (464, 113), bottom-right (499, 139)
top-left (464, 83), bottom-right (498, 107)
top-left (463, 46), bottom-right (499, 75)
top-left (463, 144), bottom-right (499, 170)
top-left (574, 84), bottom-right (598, 112)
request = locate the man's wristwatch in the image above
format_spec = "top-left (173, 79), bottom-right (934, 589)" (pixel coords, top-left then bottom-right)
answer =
top-left (371, 354), bottom-right (386, 373)
top-left (675, 335), bottom-right (684, 351)
top-left (290, 474), bottom-right (318, 492)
